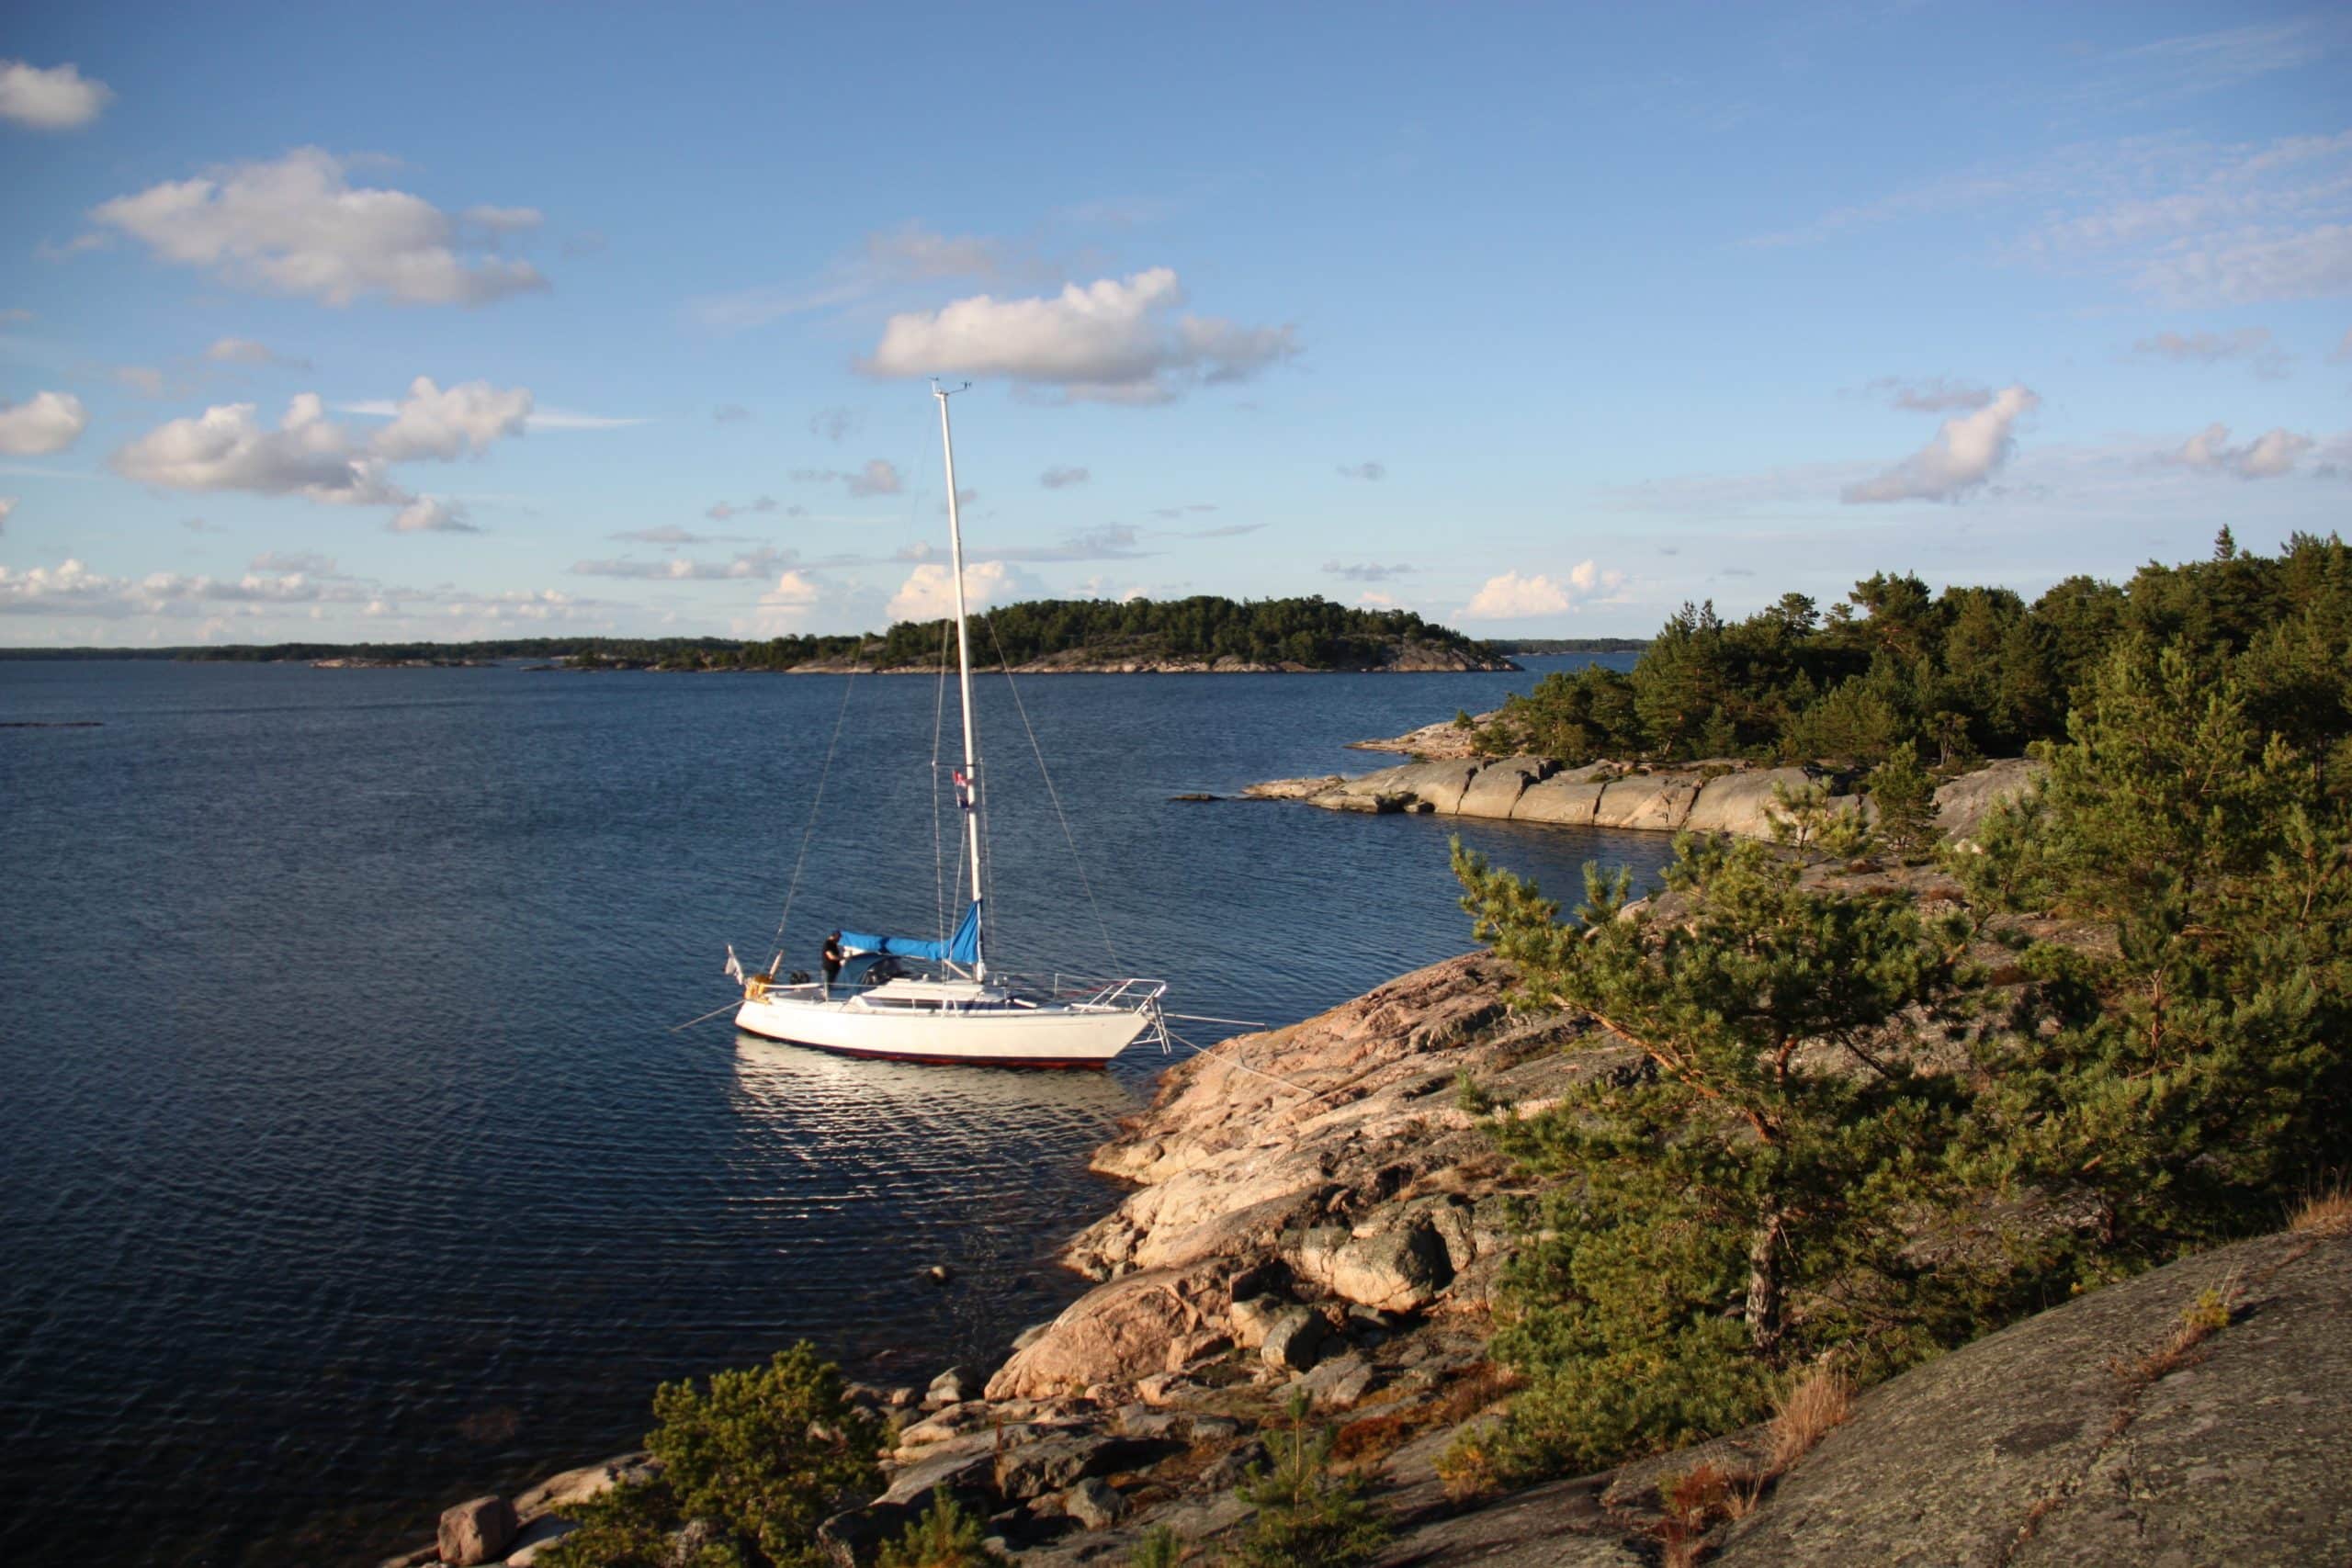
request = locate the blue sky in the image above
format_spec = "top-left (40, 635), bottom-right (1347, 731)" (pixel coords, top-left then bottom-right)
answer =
top-left (2, 2), bottom-right (2347, 646)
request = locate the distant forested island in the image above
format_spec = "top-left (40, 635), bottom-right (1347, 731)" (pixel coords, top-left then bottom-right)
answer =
top-left (1480, 637), bottom-right (1651, 655)
top-left (1, 595), bottom-right (1513, 673)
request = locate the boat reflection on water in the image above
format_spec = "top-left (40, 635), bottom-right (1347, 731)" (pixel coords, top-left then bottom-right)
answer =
top-left (728, 1033), bottom-right (1144, 1152)
top-left (724, 1035), bottom-right (1147, 1358)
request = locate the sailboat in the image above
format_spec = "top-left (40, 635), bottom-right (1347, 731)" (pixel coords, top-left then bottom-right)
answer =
top-left (730, 384), bottom-right (1170, 1068)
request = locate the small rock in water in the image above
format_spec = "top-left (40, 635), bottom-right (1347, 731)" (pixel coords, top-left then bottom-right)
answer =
top-left (436, 1495), bottom-right (517, 1567)
top-left (1168, 793), bottom-right (1221, 803)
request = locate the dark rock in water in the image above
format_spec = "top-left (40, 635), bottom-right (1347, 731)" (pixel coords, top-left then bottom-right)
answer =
top-left (1168, 793), bottom-right (1221, 803)
top-left (436, 1495), bottom-right (516, 1566)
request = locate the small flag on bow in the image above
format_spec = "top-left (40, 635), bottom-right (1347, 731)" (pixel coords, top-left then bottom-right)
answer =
top-left (724, 944), bottom-right (744, 983)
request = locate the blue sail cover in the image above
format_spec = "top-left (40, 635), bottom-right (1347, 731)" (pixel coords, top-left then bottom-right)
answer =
top-left (839, 900), bottom-right (981, 965)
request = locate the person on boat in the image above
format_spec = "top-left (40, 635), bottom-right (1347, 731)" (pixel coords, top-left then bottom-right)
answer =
top-left (821, 931), bottom-right (844, 997)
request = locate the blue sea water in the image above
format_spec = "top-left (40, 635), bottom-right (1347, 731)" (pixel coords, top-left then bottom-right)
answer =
top-left (0, 657), bottom-right (1669, 1565)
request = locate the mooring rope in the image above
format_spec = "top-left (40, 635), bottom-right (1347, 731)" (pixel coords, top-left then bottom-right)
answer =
top-left (767, 660), bottom-right (860, 970)
top-left (1160, 1024), bottom-right (1333, 1104)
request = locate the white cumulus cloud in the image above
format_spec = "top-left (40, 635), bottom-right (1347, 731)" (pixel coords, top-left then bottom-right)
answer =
top-left (0, 60), bottom-right (112, 130)
top-left (368, 377), bottom-right (534, 459)
top-left (113, 394), bottom-right (401, 504)
top-left (0, 390), bottom-right (89, 456)
top-left (90, 148), bottom-right (549, 307)
top-left (863, 268), bottom-right (1298, 403)
top-left (1464, 570), bottom-right (1572, 620)
top-left (887, 559), bottom-right (1038, 620)
top-left (1842, 384), bottom-right (2040, 503)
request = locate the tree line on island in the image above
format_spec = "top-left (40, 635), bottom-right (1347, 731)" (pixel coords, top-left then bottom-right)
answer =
top-left (1468, 527), bottom-right (2348, 778)
top-left (4, 595), bottom-right (1499, 672)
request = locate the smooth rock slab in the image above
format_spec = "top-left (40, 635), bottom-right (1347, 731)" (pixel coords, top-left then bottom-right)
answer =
top-left (1713, 1232), bottom-right (2352, 1568)
top-left (1679, 767), bottom-right (1816, 838)
top-left (1511, 776), bottom-right (1605, 826)
top-left (1593, 773), bottom-right (1703, 831)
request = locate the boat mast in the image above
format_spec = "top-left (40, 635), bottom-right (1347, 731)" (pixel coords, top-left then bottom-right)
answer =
top-left (933, 381), bottom-right (987, 981)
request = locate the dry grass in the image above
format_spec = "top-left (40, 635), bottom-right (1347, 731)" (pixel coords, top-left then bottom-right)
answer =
top-left (1765, 1364), bottom-right (1853, 1474)
top-left (2290, 1186), bottom-right (2352, 1236)
top-left (2112, 1276), bottom-right (2241, 1389)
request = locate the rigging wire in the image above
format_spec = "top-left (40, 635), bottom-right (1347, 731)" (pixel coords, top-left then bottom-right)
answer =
top-left (985, 618), bottom-right (1123, 976)
top-left (931, 618), bottom-right (950, 947)
top-left (765, 657), bottom-right (860, 971)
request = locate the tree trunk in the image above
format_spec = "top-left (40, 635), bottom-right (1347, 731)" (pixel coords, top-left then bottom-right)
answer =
top-left (1746, 1211), bottom-right (1786, 1358)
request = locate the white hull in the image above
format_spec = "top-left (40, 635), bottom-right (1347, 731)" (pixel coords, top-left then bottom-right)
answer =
top-left (732, 988), bottom-right (1152, 1067)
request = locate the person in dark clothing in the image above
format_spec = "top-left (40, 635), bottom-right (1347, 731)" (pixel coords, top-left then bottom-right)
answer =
top-left (821, 931), bottom-right (845, 996)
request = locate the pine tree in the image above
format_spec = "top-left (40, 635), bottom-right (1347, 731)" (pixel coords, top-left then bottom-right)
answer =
top-left (1453, 834), bottom-right (1978, 1476)
top-left (1868, 741), bottom-right (1939, 862)
top-left (1961, 636), bottom-right (2352, 1261)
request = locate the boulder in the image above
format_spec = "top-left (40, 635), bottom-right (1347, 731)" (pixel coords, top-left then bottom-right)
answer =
top-left (1299, 1215), bottom-right (1454, 1313)
top-left (1298, 1353), bottom-right (1378, 1411)
top-left (1058, 1477), bottom-right (1129, 1531)
top-left (1680, 767), bottom-right (1816, 839)
top-left (994, 1433), bottom-right (1119, 1501)
top-left (1934, 756), bottom-right (2045, 847)
top-left (435, 1495), bottom-right (516, 1568)
top-left (986, 1267), bottom-right (1207, 1401)
top-left (1454, 756), bottom-right (1555, 818)
top-left (925, 1364), bottom-right (982, 1408)
top-left (1713, 1231), bottom-right (2352, 1567)
top-left (1228, 1293), bottom-right (1286, 1350)
top-left (1261, 1307), bottom-right (1331, 1374)
top-left (1593, 773), bottom-right (1704, 831)
top-left (1511, 776), bottom-right (1605, 826)
top-left (879, 1433), bottom-right (1001, 1507)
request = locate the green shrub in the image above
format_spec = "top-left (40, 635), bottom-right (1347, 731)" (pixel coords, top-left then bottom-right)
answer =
top-left (876, 1488), bottom-right (1008, 1568)
top-left (1227, 1392), bottom-right (1390, 1567)
top-left (544, 1344), bottom-right (882, 1568)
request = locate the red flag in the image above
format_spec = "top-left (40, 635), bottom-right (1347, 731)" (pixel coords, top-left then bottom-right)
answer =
top-left (953, 769), bottom-right (974, 810)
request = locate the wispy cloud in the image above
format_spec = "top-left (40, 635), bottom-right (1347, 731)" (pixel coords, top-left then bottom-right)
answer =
top-left (1336, 460), bottom-right (1386, 481)
top-left (1324, 560), bottom-right (1411, 581)
top-left (2132, 326), bottom-right (2290, 378)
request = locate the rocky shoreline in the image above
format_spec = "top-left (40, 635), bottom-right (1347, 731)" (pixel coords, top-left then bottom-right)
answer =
top-left (377, 744), bottom-right (2342, 1567)
top-left (1246, 753), bottom-right (2043, 847)
top-left (384, 944), bottom-right (2352, 1567)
